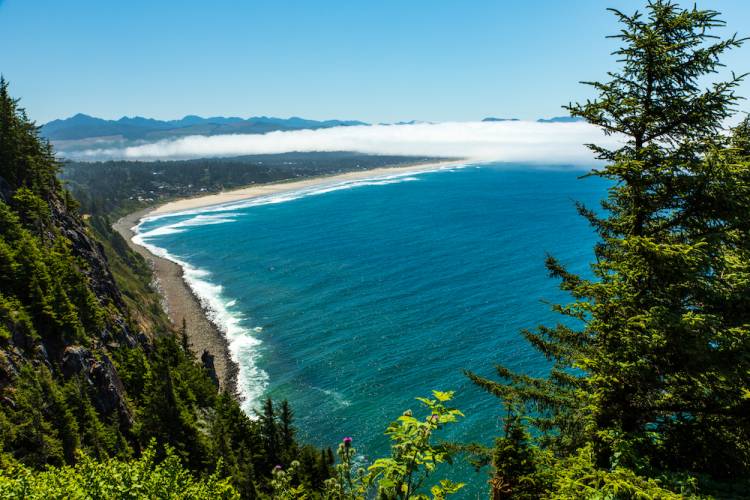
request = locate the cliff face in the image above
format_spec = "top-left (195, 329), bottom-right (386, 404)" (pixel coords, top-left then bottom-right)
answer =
top-left (0, 184), bottom-right (146, 429)
top-left (53, 196), bottom-right (124, 310)
top-left (0, 78), bottom-right (155, 438)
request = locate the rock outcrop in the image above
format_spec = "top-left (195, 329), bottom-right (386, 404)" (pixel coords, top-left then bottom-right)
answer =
top-left (62, 345), bottom-right (133, 426)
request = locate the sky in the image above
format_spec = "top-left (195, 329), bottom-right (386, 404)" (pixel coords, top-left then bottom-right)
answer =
top-left (2, 0), bottom-right (750, 125)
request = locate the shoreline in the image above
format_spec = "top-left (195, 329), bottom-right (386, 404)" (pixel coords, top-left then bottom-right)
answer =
top-left (112, 158), bottom-right (466, 402)
top-left (113, 208), bottom-right (240, 396)
top-left (148, 159), bottom-right (467, 216)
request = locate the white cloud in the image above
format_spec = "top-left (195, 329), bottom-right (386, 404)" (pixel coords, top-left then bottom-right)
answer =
top-left (70, 121), bottom-right (617, 165)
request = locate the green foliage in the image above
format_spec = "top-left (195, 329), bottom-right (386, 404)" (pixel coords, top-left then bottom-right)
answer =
top-left (87, 214), bottom-right (172, 335)
top-left (4, 365), bottom-right (70, 468)
top-left (137, 336), bottom-right (213, 470)
top-left (366, 390), bottom-right (464, 499)
top-left (274, 391), bottom-right (464, 500)
top-left (487, 402), bottom-right (546, 499)
top-left (0, 293), bottom-right (35, 343)
top-left (0, 198), bottom-right (106, 344)
top-left (209, 393), bottom-right (262, 498)
top-left (0, 77), bottom-right (60, 198)
top-left (547, 445), bottom-right (692, 500)
top-left (0, 443), bottom-right (239, 499)
top-left (11, 187), bottom-right (51, 236)
top-left (468, 1), bottom-right (750, 497)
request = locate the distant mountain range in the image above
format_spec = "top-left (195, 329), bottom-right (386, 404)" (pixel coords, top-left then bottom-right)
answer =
top-left (41, 114), bottom-right (586, 151)
top-left (42, 114), bottom-right (368, 142)
top-left (483, 116), bottom-right (585, 123)
top-left (536, 116), bottom-right (585, 123)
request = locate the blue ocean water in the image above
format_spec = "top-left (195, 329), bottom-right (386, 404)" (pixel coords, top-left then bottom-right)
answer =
top-left (135, 163), bottom-right (606, 496)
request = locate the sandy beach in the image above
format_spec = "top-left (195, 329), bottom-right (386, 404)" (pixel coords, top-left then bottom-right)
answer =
top-left (149, 160), bottom-right (466, 216)
top-left (113, 159), bottom-right (465, 397)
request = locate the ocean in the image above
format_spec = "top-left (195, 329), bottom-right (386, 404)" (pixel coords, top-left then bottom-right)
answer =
top-left (134, 163), bottom-right (606, 496)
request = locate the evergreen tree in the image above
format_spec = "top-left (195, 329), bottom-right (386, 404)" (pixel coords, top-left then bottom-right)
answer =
top-left (210, 393), bottom-right (260, 499)
top-left (488, 401), bottom-right (543, 500)
top-left (0, 77), bottom-right (59, 197)
top-left (468, 0), bottom-right (750, 494)
top-left (278, 400), bottom-right (296, 458)
top-left (65, 376), bottom-right (117, 461)
top-left (138, 340), bottom-right (207, 470)
top-left (258, 397), bottom-right (280, 469)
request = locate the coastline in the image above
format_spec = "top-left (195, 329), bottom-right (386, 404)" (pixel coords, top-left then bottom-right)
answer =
top-left (149, 159), bottom-right (466, 216)
top-left (113, 209), bottom-right (239, 396)
top-left (112, 158), bottom-right (466, 402)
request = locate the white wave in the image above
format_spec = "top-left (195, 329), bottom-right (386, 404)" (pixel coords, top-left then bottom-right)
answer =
top-left (132, 219), bottom-right (267, 414)
top-left (316, 387), bottom-right (352, 408)
top-left (141, 163), bottom-right (465, 224)
top-left (71, 120), bottom-right (618, 163)
top-left (137, 213), bottom-right (240, 238)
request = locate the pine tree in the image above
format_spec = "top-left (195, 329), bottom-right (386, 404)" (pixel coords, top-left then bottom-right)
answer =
top-left (468, 0), bottom-right (750, 492)
top-left (258, 398), bottom-right (279, 469)
top-left (210, 393), bottom-right (260, 499)
top-left (65, 377), bottom-right (111, 461)
top-left (0, 78), bottom-right (59, 197)
top-left (488, 401), bottom-right (542, 500)
top-left (278, 400), bottom-right (296, 456)
top-left (139, 340), bottom-right (207, 470)
top-left (8, 366), bottom-right (66, 467)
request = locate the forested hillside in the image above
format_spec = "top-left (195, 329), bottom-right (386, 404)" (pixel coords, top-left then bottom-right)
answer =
top-left (0, 78), bottom-right (336, 498)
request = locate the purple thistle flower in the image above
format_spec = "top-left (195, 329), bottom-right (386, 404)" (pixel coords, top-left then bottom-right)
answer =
top-left (343, 436), bottom-right (353, 447)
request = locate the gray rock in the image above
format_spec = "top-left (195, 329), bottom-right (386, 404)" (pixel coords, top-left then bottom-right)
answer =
top-left (61, 345), bottom-right (133, 426)
top-left (201, 349), bottom-right (219, 387)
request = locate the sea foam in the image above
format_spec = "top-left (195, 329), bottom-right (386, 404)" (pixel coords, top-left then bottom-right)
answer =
top-left (133, 218), bottom-right (267, 413)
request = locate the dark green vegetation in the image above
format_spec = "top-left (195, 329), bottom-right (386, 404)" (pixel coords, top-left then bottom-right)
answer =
top-left (0, 78), bottom-right (336, 498)
top-left (468, 1), bottom-right (750, 498)
top-left (61, 152), bottom-right (442, 217)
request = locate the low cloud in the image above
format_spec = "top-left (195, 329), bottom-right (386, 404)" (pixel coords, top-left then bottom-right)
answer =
top-left (70, 121), bottom-right (616, 165)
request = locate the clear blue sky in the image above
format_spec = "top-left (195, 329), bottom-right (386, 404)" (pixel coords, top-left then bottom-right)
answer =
top-left (2, 0), bottom-right (749, 124)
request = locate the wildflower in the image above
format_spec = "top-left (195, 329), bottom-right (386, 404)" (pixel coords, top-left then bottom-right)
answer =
top-left (343, 436), bottom-right (353, 447)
